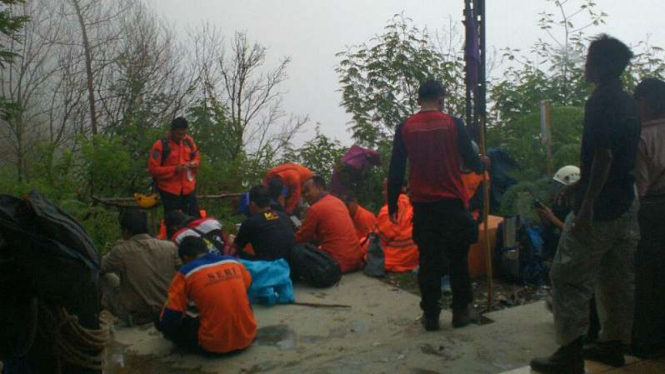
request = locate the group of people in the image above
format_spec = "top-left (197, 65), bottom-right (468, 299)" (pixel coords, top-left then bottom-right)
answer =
top-left (101, 32), bottom-right (663, 370)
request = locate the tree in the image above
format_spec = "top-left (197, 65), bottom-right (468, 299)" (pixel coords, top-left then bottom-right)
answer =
top-left (488, 0), bottom-right (665, 178)
top-left (336, 14), bottom-right (465, 148)
top-left (192, 26), bottom-right (308, 164)
top-left (282, 125), bottom-right (346, 183)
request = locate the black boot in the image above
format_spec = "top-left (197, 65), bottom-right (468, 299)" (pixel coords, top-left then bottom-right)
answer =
top-left (452, 304), bottom-right (480, 328)
top-left (583, 340), bottom-right (625, 367)
top-left (421, 312), bottom-right (440, 331)
top-left (530, 337), bottom-right (584, 374)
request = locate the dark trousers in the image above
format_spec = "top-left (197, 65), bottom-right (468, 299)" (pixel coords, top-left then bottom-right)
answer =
top-left (160, 190), bottom-right (200, 218)
top-left (155, 316), bottom-right (202, 353)
top-left (412, 199), bottom-right (475, 317)
top-left (633, 196), bottom-right (665, 355)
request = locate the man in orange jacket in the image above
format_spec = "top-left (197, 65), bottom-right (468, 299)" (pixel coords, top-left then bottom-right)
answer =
top-left (375, 179), bottom-right (419, 272)
top-left (264, 163), bottom-right (312, 216)
top-left (149, 117), bottom-right (201, 217)
top-left (341, 192), bottom-right (376, 242)
top-left (157, 236), bottom-right (257, 355)
top-left (295, 176), bottom-right (363, 273)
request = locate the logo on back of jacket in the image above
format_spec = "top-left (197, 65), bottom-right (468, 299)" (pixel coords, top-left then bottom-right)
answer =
top-left (264, 212), bottom-right (279, 221)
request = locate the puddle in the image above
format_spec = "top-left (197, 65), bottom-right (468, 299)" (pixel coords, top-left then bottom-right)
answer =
top-left (255, 324), bottom-right (301, 351)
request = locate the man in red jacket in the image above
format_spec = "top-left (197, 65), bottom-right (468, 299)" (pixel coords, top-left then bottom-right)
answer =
top-left (149, 117), bottom-right (201, 217)
top-left (388, 80), bottom-right (487, 331)
top-left (264, 163), bottom-right (312, 216)
top-left (295, 176), bottom-right (363, 273)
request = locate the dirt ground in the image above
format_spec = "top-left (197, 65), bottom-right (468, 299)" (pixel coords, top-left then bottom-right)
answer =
top-left (380, 270), bottom-right (550, 313)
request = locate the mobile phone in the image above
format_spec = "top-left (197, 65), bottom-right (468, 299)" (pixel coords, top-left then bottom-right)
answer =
top-left (533, 199), bottom-right (546, 210)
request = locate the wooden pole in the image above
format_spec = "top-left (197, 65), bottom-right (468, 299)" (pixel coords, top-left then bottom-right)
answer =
top-left (478, 0), bottom-right (493, 313)
top-left (540, 100), bottom-right (554, 175)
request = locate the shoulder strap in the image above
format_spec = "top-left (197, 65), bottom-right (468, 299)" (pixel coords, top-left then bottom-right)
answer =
top-left (160, 137), bottom-right (170, 166)
top-left (184, 137), bottom-right (197, 160)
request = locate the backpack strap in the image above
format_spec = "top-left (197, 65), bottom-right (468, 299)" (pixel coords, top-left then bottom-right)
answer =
top-left (160, 137), bottom-right (171, 166)
top-left (184, 137), bottom-right (198, 160)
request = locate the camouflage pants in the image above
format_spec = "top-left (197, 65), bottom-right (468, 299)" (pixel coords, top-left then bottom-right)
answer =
top-left (551, 200), bottom-right (640, 346)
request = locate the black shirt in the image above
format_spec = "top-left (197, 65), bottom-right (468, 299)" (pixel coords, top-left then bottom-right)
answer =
top-left (234, 209), bottom-right (295, 261)
top-left (574, 79), bottom-right (641, 221)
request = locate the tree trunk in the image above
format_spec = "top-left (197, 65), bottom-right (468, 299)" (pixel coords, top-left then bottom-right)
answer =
top-left (72, 0), bottom-right (98, 136)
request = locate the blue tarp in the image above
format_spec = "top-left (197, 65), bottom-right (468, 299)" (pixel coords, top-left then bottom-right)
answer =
top-left (240, 259), bottom-right (295, 306)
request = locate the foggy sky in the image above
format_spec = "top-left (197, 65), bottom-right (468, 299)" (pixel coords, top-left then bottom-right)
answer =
top-left (145, 0), bottom-right (664, 146)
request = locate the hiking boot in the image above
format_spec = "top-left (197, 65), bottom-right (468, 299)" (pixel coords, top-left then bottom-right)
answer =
top-left (530, 338), bottom-right (584, 374)
top-left (452, 304), bottom-right (480, 328)
top-left (421, 313), bottom-right (440, 331)
top-left (583, 340), bottom-right (625, 367)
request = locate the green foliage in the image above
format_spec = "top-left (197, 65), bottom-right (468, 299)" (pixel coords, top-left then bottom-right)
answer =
top-left (336, 14), bottom-right (465, 147)
top-left (80, 135), bottom-right (133, 197)
top-left (282, 126), bottom-right (346, 182)
top-left (488, 106), bottom-right (583, 179)
top-left (0, 0), bottom-right (28, 67)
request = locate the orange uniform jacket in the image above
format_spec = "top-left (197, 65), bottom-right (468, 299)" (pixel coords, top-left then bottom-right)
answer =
top-left (295, 194), bottom-right (363, 273)
top-left (376, 194), bottom-right (419, 272)
top-left (264, 163), bottom-right (312, 215)
top-left (148, 135), bottom-right (200, 195)
top-left (461, 171), bottom-right (490, 219)
top-left (352, 205), bottom-right (376, 242)
top-left (159, 253), bottom-right (257, 353)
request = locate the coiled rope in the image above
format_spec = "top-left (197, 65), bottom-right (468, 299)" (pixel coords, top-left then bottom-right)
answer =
top-left (40, 304), bottom-right (110, 373)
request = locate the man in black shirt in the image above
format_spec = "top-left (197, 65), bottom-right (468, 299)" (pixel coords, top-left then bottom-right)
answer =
top-left (234, 185), bottom-right (295, 261)
top-left (531, 35), bottom-right (641, 374)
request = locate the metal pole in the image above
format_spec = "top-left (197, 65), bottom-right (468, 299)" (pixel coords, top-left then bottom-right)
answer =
top-left (464, 0), bottom-right (473, 128)
top-left (477, 0), bottom-right (494, 313)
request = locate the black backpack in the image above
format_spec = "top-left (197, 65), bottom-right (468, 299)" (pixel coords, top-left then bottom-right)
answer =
top-left (288, 244), bottom-right (341, 288)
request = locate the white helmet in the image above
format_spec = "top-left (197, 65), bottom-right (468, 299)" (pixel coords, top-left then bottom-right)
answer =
top-left (553, 165), bottom-right (580, 186)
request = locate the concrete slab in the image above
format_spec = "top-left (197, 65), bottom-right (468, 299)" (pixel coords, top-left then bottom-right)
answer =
top-left (104, 273), bottom-right (560, 374)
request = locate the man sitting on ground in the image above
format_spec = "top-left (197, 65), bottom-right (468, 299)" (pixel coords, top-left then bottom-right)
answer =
top-left (234, 185), bottom-right (295, 261)
top-left (341, 192), bottom-right (376, 243)
top-left (157, 236), bottom-right (257, 355)
top-left (165, 211), bottom-right (232, 256)
top-left (101, 209), bottom-right (180, 325)
top-left (375, 179), bottom-right (419, 272)
top-left (295, 176), bottom-right (364, 273)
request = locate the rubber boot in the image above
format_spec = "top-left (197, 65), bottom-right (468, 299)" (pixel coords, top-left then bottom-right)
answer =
top-left (452, 304), bottom-right (480, 328)
top-left (530, 337), bottom-right (584, 374)
top-left (421, 312), bottom-right (440, 331)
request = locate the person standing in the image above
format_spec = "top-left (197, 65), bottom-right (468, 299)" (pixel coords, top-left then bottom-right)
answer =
top-left (149, 117), bottom-right (201, 217)
top-left (631, 78), bottom-right (665, 357)
top-left (387, 80), bottom-right (485, 331)
top-left (530, 35), bottom-right (641, 374)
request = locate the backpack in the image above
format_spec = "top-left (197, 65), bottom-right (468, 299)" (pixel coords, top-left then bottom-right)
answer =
top-left (288, 244), bottom-right (341, 288)
top-left (363, 233), bottom-right (385, 278)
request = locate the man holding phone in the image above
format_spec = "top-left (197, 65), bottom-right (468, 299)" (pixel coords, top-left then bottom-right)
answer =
top-left (149, 117), bottom-right (201, 217)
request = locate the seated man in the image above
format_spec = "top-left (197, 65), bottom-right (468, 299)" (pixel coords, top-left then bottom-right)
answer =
top-left (376, 179), bottom-right (419, 272)
top-left (341, 192), bottom-right (376, 242)
top-left (296, 176), bottom-right (363, 273)
top-left (157, 236), bottom-right (257, 355)
top-left (234, 185), bottom-right (295, 261)
top-left (165, 211), bottom-right (232, 255)
top-left (101, 208), bottom-right (180, 325)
